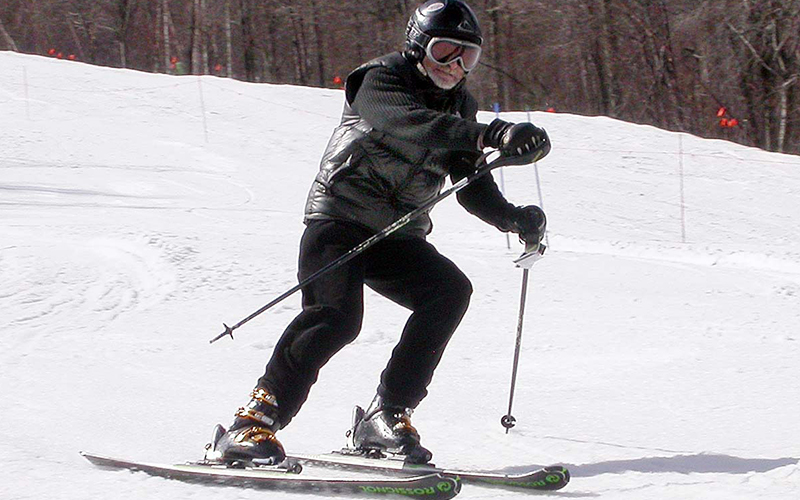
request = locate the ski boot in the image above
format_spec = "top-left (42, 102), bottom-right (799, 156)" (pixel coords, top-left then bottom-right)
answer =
top-left (213, 387), bottom-right (286, 465)
top-left (349, 395), bottom-right (432, 464)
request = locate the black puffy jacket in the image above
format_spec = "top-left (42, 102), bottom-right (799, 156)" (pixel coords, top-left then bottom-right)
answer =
top-left (304, 51), bottom-right (517, 238)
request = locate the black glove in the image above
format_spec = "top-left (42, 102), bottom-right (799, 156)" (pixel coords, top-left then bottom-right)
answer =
top-left (507, 205), bottom-right (546, 244)
top-left (481, 119), bottom-right (551, 160)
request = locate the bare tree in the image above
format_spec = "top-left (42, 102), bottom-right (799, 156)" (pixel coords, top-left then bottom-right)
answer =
top-left (617, 0), bottom-right (685, 128)
top-left (107, 0), bottom-right (137, 67)
top-left (225, 0), bottom-right (233, 76)
top-left (730, 0), bottom-right (798, 152)
top-left (309, 0), bottom-right (326, 87)
top-left (287, 4), bottom-right (310, 85)
top-left (158, 0), bottom-right (172, 72)
top-left (588, 0), bottom-right (619, 116)
top-left (485, 0), bottom-right (508, 110)
top-left (0, 14), bottom-right (19, 51)
top-left (190, 0), bottom-right (203, 73)
top-left (239, 0), bottom-right (256, 81)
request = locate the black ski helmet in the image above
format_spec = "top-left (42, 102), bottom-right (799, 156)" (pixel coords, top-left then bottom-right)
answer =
top-left (405, 0), bottom-right (483, 58)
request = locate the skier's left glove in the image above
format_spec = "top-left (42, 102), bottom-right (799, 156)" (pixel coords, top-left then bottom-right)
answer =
top-left (508, 205), bottom-right (546, 244)
top-left (481, 119), bottom-right (551, 161)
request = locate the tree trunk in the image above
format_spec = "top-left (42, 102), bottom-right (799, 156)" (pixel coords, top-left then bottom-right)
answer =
top-left (191, 0), bottom-right (203, 74)
top-left (225, 0), bottom-right (233, 77)
top-left (487, 0), bottom-right (507, 110)
top-left (264, 11), bottom-right (279, 82)
top-left (0, 15), bottom-right (18, 51)
top-left (769, 7), bottom-right (793, 153)
top-left (115, 0), bottom-right (134, 68)
top-left (161, 0), bottom-right (171, 72)
top-left (240, 0), bottom-right (256, 82)
top-left (656, 0), bottom-right (684, 129)
top-left (289, 6), bottom-right (309, 85)
top-left (504, 12), bottom-right (515, 109)
top-left (591, 0), bottom-right (618, 116)
top-left (310, 0), bottom-right (326, 87)
top-left (776, 80), bottom-right (789, 152)
top-left (65, 11), bottom-right (88, 61)
top-left (201, 0), bottom-right (208, 74)
top-left (119, 41), bottom-right (126, 67)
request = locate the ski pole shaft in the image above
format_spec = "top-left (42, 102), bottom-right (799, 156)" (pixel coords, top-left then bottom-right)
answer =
top-left (501, 267), bottom-right (529, 432)
top-left (210, 149), bottom-right (544, 344)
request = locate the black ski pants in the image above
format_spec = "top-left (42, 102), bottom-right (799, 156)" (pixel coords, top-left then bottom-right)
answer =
top-left (258, 219), bottom-right (472, 427)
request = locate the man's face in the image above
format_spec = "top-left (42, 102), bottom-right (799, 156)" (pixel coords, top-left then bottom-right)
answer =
top-left (422, 56), bottom-right (466, 90)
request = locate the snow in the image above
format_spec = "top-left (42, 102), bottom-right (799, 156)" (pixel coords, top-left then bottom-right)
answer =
top-left (1, 51), bottom-right (799, 499)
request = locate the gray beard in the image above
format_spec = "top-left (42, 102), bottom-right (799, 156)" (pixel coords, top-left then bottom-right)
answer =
top-left (417, 61), bottom-right (463, 90)
top-left (428, 71), bottom-right (461, 89)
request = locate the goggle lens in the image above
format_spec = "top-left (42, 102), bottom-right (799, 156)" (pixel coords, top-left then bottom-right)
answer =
top-left (427, 38), bottom-right (481, 71)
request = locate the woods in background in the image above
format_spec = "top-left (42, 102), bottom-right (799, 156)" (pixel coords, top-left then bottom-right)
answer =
top-left (1, 0), bottom-right (798, 155)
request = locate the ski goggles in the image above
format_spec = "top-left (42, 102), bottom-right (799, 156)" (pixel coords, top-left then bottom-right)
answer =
top-left (425, 37), bottom-right (482, 71)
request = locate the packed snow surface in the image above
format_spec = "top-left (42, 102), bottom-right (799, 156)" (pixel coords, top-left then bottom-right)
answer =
top-left (1, 52), bottom-right (799, 499)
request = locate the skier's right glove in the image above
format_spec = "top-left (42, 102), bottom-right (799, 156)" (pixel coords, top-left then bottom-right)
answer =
top-left (481, 119), bottom-right (551, 161)
top-left (508, 205), bottom-right (547, 244)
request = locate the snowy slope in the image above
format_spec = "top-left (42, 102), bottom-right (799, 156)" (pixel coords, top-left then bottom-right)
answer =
top-left (1, 51), bottom-right (799, 500)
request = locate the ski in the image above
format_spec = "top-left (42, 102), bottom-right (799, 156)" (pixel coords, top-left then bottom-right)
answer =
top-left (288, 451), bottom-right (570, 491)
top-left (80, 451), bottom-right (461, 499)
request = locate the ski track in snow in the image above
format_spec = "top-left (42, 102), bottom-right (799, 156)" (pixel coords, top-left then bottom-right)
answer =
top-left (0, 234), bottom-right (177, 352)
top-left (1, 52), bottom-right (799, 500)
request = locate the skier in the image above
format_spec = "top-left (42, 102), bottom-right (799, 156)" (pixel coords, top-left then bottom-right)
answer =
top-left (215, 0), bottom-right (550, 465)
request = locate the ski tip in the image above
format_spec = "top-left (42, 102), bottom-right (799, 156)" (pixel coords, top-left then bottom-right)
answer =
top-left (481, 465), bottom-right (569, 491)
top-left (541, 465), bottom-right (570, 490)
top-left (433, 474), bottom-right (462, 496)
top-left (79, 450), bottom-right (102, 460)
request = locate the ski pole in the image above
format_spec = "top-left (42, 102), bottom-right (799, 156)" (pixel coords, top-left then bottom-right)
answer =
top-left (501, 241), bottom-right (545, 432)
top-left (209, 148), bottom-right (543, 344)
top-left (501, 159), bottom-right (548, 431)
top-left (501, 265), bottom-right (531, 433)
